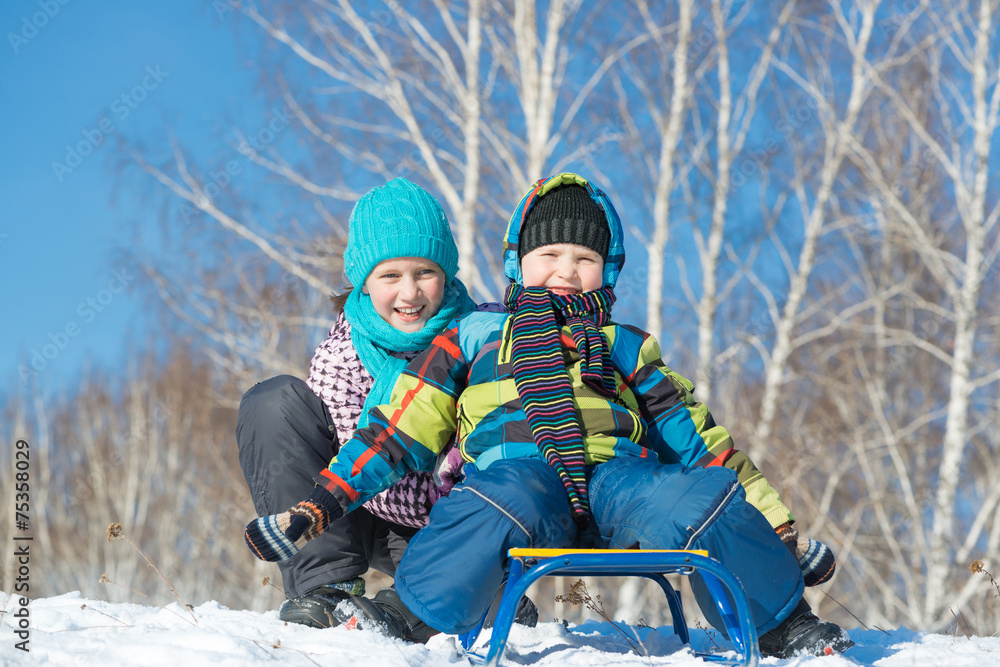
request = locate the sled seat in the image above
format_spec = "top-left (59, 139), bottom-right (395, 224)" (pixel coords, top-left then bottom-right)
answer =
top-left (460, 548), bottom-right (760, 667)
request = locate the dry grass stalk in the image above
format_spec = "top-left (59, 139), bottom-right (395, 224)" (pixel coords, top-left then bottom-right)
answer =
top-left (555, 578), bottom-right (648, 656)
top-left (104, 522), bottom-right (198, 624)
top-left (949, 607), bottom-right (974, 640)
top-left (819, 588), bottom-right (887, 634)
top-left (693, 618), bottom-right (722, 651)
top-left (970, 560), bottom-right (1000, 600)
top-left (80, 603), bottom-right (131, 626)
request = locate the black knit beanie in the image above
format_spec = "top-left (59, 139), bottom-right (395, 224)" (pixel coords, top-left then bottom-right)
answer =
top-left (519, 184), bottom-right (610, 260)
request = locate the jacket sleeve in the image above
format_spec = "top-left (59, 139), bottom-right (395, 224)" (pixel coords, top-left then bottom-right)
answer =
top-left (314, 324), bottom-right (469, 516)
top-left (617, 326), bottom-right (794, 529)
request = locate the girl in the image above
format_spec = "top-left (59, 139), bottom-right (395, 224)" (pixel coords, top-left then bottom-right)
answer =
top-left (236, 177), bottom-right (475, 627)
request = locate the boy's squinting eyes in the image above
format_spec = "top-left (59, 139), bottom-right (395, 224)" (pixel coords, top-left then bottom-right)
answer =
top-left (520, 243), bottom-right (604, 295)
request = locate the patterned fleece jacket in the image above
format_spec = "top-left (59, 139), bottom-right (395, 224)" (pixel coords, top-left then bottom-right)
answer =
top-left (306, 311), bottom-right (463, 528)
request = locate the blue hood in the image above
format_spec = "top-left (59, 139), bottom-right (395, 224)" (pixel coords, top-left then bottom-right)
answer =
top-left (502, 173), bottom-right (626, 289)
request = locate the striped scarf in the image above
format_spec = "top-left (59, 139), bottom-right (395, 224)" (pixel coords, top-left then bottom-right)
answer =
top-left (503, 284), bottom-right (617, 528)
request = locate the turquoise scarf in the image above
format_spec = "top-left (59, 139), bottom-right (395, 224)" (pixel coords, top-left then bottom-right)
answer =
top-left (344, 277), bottom-right (476, 428)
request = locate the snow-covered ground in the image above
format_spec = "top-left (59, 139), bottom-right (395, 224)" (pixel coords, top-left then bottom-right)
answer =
top-left (2, 592), bottom-right (998, 666)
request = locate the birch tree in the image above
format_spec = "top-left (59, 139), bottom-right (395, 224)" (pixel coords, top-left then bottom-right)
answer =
top-left (0, 352), bottom-right (280, 612)
top-left (744, 0), bottom-right (1000, 629)
top-left (747, 1), bottom-right (881, 463)
top-left (688, 0), bottom-right (797, 403)
top-left (829, 0), bottom-right (1000, 629)
top-left (129, 0), bottom-right (493, 398)
top-left (130, 0), bottom-right (634, 383)
top-left (612, 0), bottom-right (695, 347)
top-left (242, 0), bottom-right (489, 290)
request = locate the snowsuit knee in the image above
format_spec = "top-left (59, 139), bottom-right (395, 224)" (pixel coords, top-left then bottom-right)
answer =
top-left (394, 458), bottom-right (576, 634)
top-left (588, 456), bottom-right (803, 634)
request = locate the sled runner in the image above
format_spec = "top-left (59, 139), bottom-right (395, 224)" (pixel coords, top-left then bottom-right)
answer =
top-left (460, 548), bottom-right (761, 667)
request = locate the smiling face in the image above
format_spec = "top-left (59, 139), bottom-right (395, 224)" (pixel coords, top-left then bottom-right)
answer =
top-left (362, 257), bottom-right (447, 332)
top-left (520, 243), bottom-right (605, 295)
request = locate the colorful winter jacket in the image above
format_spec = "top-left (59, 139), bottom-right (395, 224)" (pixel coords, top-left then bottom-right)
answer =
top-left (316, 173), bottom-right (794, 529)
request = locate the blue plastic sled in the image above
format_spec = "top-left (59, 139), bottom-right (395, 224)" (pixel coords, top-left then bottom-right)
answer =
top-left (459, 548), bottom-right (761, 667)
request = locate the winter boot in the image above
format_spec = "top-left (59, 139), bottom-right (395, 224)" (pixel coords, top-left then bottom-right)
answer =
top-left (759, 598), bottom-right (854, 658)
top-left (327, 586), bottom-right (439, 643)
top-left (484, 595), bottom-right (539, 629)
top-left (278, 577), bottom-right (366, 629)
top-left (513, 595), bottom-right (539, 627)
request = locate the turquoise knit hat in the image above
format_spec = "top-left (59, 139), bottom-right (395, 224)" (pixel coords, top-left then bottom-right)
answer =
top-left (344, 177), bottom-right (459, 287)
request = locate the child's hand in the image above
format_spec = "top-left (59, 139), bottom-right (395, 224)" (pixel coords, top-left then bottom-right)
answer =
top-left (433, 443), bottom-right (466, 496)
top-left (244, 487), bottom-right (341, 562)
top-left (775, 523), bottom-right (837, 586)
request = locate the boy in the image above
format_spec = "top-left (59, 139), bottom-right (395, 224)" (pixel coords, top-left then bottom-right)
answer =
top-left (245, 173), bottom-right (852, 658)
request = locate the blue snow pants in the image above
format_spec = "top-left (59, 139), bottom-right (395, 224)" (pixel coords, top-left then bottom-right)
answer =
top-left (394, 456), bottom-right (803, 636)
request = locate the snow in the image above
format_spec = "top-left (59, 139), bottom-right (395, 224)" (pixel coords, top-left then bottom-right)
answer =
top-left (2, 592), bottom-right (999, 666)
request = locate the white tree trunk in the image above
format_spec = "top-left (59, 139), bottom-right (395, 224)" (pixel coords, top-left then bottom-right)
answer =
top-left (751, 2), bottom-right (876, 462)
top-left (925, 0), bottom-right (994, 625)
top-left (695, 0), bottom-right (795, 402)
top-left (457, 0), bottom-right (483, 291)
top-left (645, 0), bottom-right (693, 345)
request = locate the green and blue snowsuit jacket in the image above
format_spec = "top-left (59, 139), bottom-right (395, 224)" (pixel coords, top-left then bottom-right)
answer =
top-left (316, 173), bottom-right (793, 531)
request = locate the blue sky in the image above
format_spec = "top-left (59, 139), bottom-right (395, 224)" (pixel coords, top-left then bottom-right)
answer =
top-left (0, 1), bottom-right (257, 395)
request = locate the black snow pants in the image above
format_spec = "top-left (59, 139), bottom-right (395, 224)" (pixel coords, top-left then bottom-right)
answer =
top-left (236, 375), bottom-right (417, 598)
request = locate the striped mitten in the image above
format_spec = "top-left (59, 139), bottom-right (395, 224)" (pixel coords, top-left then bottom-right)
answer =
top-left (245, 486), bottom-right (341, 562)
top-left (776, 523), bottom-right (837, 586)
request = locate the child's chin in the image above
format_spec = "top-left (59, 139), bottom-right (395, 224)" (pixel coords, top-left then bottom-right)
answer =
top-left (392, 317), bottom-right (427, 332)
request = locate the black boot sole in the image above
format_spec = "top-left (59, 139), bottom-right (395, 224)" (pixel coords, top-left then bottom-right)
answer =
top-left (761, 626), bottom-right (855, 658)
top-left (279, 589), bottom-right (353, 629)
